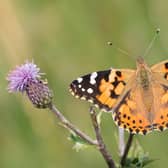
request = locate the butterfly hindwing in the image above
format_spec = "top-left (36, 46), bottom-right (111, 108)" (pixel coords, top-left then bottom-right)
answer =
top-left (151, 84), bottom-right (168, 131)
top-left (112, 84), bottom-right (152, 135)
top-left (150, 60), bottom-right (168, 131)
top-left (69, 69), bottom-right (134, 111)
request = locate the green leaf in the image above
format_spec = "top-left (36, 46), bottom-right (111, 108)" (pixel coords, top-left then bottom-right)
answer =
top-left (68, 132), bottom-right (94, 152)
top-left (119, 140), bottom-right (156, 168)
top-left (121, 153), bottom-right (155, 168)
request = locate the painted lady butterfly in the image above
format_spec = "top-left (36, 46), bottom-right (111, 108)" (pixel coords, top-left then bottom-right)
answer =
top-left (69, 56), bottom-right (168, 135)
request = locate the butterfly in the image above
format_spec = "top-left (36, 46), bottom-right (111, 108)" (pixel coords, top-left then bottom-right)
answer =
top-left (69, 56), bottom-right (168, 135)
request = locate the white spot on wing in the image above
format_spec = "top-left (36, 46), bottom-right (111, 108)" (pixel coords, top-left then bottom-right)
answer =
top-left (77, 77), bottom-right (83, 83)
top-left (88, 99), bottom-right (93, 103)
top-left (90, 72), bottom-right (98, 85)
top-left (71, 92), bottom-right (75, 96)
top-left (81, 88), bottom-right (85, 92)
top-left (94, 104), bottom-right (99, 108)
top-left (78, 84), bottom-right (82, 88)
top-left (81, 97), bottom-right (86, 100)
top-left (87, 88), bottom-right (93, 94)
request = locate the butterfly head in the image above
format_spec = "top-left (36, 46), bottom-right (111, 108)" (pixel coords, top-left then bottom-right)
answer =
top-left (136, 56), bottom-right (146, 67)
top-left (136, 56), bottom-right (151, 73)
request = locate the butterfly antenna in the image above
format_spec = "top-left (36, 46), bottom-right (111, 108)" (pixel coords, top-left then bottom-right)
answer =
top-left (107, 41), bottom-right (135, 60)
top-left (143, 28), bottom-right (160, 58)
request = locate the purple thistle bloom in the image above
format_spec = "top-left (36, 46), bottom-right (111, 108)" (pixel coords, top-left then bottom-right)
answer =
top-left (7, 61), bottom-right (53, 108)
top-left (7, 61), bottom-right (41, 92)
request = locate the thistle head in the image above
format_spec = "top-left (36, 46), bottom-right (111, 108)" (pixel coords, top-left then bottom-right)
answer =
top-left (7, 61), bottom-right (53, 108)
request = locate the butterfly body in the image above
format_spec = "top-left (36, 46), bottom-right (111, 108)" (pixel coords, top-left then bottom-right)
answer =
top-left (69, 57), bottom-right (168, 135)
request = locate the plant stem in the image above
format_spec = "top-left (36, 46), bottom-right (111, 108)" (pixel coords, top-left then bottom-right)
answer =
top-left (118, 128), bottom-right (125, 157)
top-left (49, 104), bottom-right (116, 168)
top-left (49, 103), bottom-right (97, 145)
top-left (120, 133), bottom-right (134, 166)
top-left (89, 107), bottom-right (116, 168)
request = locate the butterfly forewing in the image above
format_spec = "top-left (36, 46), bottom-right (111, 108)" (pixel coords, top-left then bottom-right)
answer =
top-left (151, 60), bottom-right (168, 80)
top-left (69, 69), bottom-right (134, 111)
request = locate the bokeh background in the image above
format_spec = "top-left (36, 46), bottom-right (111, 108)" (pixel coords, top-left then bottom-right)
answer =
top-left (1, 0), bottom-right (168, 167)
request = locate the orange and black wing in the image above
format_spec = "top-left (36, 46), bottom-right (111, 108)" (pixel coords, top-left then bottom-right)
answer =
top-left (151, 60), bottom-right (168, 131)
top-left (69, 69), bottom-right (134, 111)
top-left (151, 60), bottom-right (168, 80)
top-left (111, 84), bottom-right (152, 135)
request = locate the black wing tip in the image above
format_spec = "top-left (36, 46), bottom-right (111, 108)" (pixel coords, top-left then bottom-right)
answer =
top-left (69, 81), bottom-right (78, 96)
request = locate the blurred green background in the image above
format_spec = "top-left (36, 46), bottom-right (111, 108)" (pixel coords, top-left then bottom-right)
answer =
top-left (1, 0), bottom-right (168, 167)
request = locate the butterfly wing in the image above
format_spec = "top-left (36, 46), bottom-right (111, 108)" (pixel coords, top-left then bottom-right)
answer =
top-left (69, 69), bottom-right (134, 111)
top-left (151, 60), bottom-right (168, 80)
top-left (111, 81), bottom-right (152, 135)
top-left (150, 81), bottom-right (168, 131)
top-left (150, 61), bottom-right (168, 131)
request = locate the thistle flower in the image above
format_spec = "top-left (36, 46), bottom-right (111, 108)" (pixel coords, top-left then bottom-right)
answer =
top-left (7, 61), bottom-right (53, 108)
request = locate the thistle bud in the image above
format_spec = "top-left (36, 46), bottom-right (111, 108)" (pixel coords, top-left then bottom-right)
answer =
top-left (26, 79), bottom-right (53, 108)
